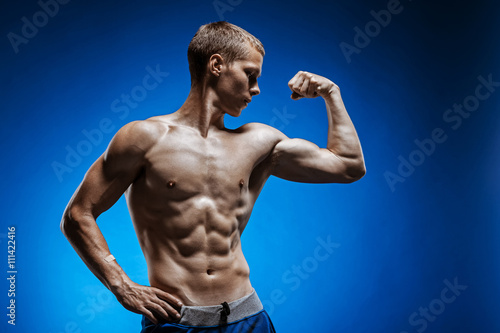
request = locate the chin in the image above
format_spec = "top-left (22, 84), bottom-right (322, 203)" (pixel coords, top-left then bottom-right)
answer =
top-left (227, 108), bottom-right (243, 118)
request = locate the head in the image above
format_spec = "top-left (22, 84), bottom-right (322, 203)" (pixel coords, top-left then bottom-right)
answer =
top-left (187, 22), bottom-right (265, 117)
top-left (187, 21), bottom-right (265, 85)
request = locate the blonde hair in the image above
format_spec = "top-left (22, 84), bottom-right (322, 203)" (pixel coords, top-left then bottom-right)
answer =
top-left (187, 21), bottom-right (265, 84)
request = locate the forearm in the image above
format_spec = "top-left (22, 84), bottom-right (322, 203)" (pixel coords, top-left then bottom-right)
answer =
top-left (60, 208), bottom-right (132, 292)
top-left (323, 88), bottom-right (365, 171)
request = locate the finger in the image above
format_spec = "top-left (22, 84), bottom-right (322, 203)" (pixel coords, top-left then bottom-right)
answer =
top-left (292, 72), bottom-right (306, 93)
top-left (148, 301), bottom-right (173, 322)
top-left (288, 71), bottom-right (302, 88)
top-left (306, 77), bottom-right (319, 97)
top-left (155, 297), bottom-right (181, 319)
top-left (154, 288), bottom-right (183, 310)
top-left (299, 76), bottom-right (310, 96)
top-left (141, 307), bottom-right (159, 325)
top-left (290, 74), bottom-right (306, 99)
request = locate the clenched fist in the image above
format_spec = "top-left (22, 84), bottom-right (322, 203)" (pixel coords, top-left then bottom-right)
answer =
top-left (288, 71), bottom-right (338, 100)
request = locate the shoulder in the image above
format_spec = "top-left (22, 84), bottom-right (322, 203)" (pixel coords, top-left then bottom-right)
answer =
top-left (234, 123), bottom-right (289, 163)
top-left (238, 122), bottom-right (288, 143)
top-left (104, 118), bottom-right (168, 164)
top-left (109, 118), bottom-right (167, 152)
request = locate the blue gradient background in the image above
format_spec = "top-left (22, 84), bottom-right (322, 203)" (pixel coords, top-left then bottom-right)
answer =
top-left (1, 0), bottom-right (499, 332)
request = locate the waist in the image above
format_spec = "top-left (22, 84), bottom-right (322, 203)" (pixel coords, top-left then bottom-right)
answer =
top-left (179, 289), bottom-right (264, 326)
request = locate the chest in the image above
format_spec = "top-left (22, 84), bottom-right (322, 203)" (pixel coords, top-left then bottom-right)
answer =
top-left (142, 130), bottom-right (263, 199)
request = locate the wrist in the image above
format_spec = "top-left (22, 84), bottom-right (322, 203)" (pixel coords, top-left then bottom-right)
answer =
top-left (320, 81), bottom-right (340, 97)
top-left (322, 84), bottom-right (342, 103)
top-left (106, 268), bottom-right (133, 294)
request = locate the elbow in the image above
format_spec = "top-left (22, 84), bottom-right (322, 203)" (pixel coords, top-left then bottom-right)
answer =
top-left (60, 205), bottom-right (86, 238)
top-left (343, 161), bottom-right (366, 183)
top-left (60, 209), bottom-right (73, 238)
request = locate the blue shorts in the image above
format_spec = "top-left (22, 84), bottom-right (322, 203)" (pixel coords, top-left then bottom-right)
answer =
top-left (140, 290), bottom-right (275, 333)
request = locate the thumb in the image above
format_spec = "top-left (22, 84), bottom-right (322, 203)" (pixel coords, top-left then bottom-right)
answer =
top-left (291, 92), bottom-right (303, 100)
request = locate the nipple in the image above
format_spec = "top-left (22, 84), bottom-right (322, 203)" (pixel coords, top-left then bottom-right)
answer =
top-left (167, 180), bottom-right (176, 188)
top-left (239, 179), bottom-right (245, 188)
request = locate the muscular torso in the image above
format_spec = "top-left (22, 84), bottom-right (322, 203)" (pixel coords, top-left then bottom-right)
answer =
top-left (125, 116), bottom-right (277, 306)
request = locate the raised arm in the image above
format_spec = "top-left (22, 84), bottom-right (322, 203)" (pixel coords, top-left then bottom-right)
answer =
top-left (271, 71), bottom-right (365, 183)
top-left (60, 121), bottom-right (182, 324)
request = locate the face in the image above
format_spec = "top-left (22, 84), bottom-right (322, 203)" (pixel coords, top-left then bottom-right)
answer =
top-left (215, 45), bottom-right (263, 117)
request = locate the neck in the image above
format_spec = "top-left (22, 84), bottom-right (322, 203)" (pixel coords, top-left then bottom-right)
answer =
top-left (174, 83), bottom-right (225, 138)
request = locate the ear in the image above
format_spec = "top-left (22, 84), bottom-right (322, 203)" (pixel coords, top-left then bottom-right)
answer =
top-left (208, 54), bottom-right (224, 77)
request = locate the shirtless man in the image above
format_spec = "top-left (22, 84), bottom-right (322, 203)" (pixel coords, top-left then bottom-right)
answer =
top-left (61, 21), bottom-right (365, 332)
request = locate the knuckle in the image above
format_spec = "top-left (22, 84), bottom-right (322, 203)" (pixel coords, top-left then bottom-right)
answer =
top-left (155, 305), bottom-right (167, 314)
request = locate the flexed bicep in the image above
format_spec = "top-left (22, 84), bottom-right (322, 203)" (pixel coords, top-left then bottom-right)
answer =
top-left (277, 70), bottom-right (365, 183)
top-left (271, 138), bottom-right (359, 184)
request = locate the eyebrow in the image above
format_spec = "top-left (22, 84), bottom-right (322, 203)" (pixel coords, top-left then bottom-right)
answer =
top-left (245, 67), bottom-right (261, 78)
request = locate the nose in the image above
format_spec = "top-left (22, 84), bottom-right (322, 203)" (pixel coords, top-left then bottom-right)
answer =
top-left (250, 82), bottom-right (260, 96)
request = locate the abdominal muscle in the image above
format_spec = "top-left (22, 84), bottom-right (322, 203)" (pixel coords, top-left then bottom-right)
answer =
top-left (127, 192), bottom-right (254, 306)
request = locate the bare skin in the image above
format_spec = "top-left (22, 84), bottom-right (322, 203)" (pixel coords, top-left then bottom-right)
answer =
top-left (61, 45), bottom-right (365, 325)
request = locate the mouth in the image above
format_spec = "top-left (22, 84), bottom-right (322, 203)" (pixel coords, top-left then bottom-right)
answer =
top-left (244, 98), bottom-right (251, 105)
